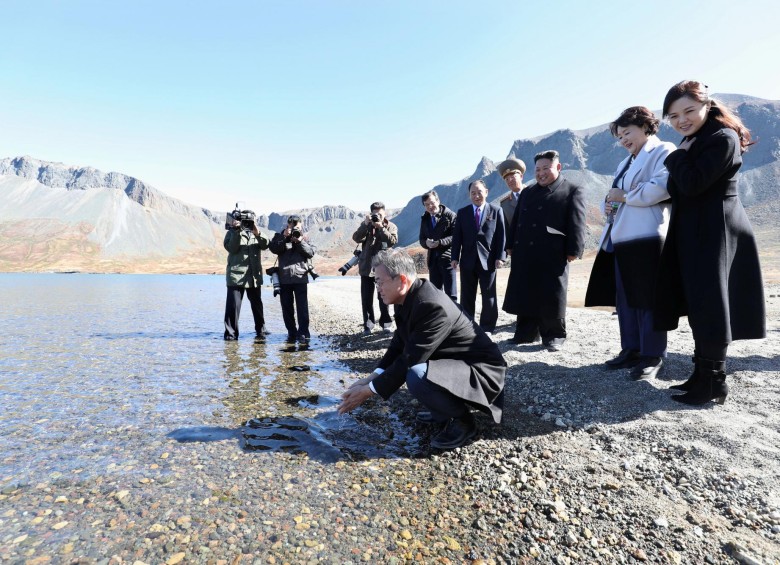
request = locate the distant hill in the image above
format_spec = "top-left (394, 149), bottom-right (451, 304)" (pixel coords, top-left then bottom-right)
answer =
top-left (391, 94), bottom-right (780, 254)
top-left (1, 93), bottom-right (778, 275)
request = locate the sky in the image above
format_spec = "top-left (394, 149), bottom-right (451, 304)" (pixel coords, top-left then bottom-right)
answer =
top-left (2, 0), bottom-right (780, 216)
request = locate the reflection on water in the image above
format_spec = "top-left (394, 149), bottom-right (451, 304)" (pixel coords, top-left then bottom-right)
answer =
top-left (0, 274), bottom-right (417, 486)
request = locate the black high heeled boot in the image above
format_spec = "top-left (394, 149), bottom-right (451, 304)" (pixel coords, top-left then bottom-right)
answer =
top-left (669, 355), bottom-right (699, 391)
top-left (671, 358), bottom-right (728, 406)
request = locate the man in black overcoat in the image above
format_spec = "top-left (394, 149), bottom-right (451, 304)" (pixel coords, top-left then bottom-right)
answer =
top-left (450, 180), bottom-right (506, 333)
top-left (339, 249), bottom-right (506, 450)
top-left (503, 150), bottom-right (586, 351)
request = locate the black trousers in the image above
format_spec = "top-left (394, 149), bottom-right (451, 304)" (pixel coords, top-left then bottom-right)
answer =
top-left (459, 266), bottom-right (498, 332)
top-left (224, 286), bottom-right (265, 339)
top-left (360, 275), bottom-right (392, 328)
top-left (405, 363), bottom-right (467, 422)
top-left (279, 284), bottom-right (309, 339)
top-left (514, 315), bottom-right (566, 343)
top-left (428, 260), bottom-right (457, 301)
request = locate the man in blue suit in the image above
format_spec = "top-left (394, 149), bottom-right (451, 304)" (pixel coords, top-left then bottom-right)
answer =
top-left (451, 180), bottom-right (506, 333)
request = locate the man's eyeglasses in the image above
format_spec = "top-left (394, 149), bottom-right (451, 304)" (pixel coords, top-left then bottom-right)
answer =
top-left (374, 275), bottom-right (398, 288)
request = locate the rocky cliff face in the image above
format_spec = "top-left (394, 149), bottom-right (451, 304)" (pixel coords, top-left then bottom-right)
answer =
top-left (1, 94), bottom-right (778, 273)
top-left (393, 95), bottom-right (780, 249)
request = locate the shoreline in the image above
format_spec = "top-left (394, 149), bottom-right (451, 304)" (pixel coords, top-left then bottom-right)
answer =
top-left (0, 275), bottom-right (777, 563)
top-left (307, 276), bottom-right (780, 563)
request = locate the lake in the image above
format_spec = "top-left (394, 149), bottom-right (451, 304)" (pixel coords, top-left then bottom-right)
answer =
top-left (0, 274), bottom-right (415, 488)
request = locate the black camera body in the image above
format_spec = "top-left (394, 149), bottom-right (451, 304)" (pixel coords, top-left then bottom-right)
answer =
top-left (290, 228), bottom-right (303, 239)
top-left (307, 264), bottom-right (319, 280)
top-left (370, 213), bottom-right (381, 223)
top-left (226, 205), bottom-right (257, 231)
top-left (338, 249), bottom-right (361, 276)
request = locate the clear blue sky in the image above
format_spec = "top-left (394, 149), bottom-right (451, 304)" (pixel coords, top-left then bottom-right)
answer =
top-left (2, 0), bottom-right (779, 215)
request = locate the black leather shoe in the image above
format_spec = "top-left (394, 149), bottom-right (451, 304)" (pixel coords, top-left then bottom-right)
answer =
top-left (511, 333), bottom-right (540, 344)
top-left (629, 356), bottom-right (663, 380)
top-left (430, 414), bottom-right (477, 449)
top-left (543, 338), bottom-right (565, 352)
top-left (605, 349), bottom-right (640, 370)
top-left (415, 411), bottom-right (436, 424)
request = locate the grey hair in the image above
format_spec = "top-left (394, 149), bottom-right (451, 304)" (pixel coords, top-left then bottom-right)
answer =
top-left (371, 249), bottom-right (417, 280)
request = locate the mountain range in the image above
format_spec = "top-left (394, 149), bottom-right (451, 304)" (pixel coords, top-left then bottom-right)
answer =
top-left (1, 93), bottom-right (778, 276)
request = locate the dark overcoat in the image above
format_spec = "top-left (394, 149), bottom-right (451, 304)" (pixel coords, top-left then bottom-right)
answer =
top-left (450, 203), bottom-right (506, 271)
top-left (503, 176), bottom-right (586, 318)
top-left (419, 204), bottom-right (457, 269)
top-left (654, 117), bottom-right (765, 343)
top-left (372, 279), bottom-right (506, 423)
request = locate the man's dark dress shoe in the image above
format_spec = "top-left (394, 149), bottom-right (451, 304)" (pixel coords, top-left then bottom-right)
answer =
top-left (605, 349), bottom-right (641, 370)
top-left (543, 338), bottom-right (565, 352)
top-left (629, 356), bottom-right (663, 380)
top-left (415, 411), bottom-right (436, 424)
top-left (430, 414), bottom-right (477, 450)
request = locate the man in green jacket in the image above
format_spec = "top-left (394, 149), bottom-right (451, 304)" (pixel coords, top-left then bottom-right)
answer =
top-left (224, 216), bottom-right (269, 340)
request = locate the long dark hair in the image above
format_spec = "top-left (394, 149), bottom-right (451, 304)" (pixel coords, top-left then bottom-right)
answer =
top-left (662, 80), bottom-right (752, 153)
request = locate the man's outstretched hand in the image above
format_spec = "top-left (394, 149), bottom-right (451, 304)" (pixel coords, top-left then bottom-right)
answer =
top-left (338, 377), bottom-right (375, 414)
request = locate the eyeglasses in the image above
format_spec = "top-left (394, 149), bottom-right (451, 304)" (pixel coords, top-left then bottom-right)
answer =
top-left (374, 275), bottom-right (398, 288)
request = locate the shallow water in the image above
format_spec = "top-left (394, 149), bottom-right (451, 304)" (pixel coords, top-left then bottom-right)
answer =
top-left (0, 274), bottom-right (416, 485)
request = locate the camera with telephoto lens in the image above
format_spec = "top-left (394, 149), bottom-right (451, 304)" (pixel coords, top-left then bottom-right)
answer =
top-left (265, 267), bottom-right (281, 297)
top-left (290, 227), bottom-right (303, 239)
top-left (306, 262), bottom-right (319, 280)
top-left (338, 250), bottom-right (361, 276)
top-left (370, 213), bottom-right (381, 223)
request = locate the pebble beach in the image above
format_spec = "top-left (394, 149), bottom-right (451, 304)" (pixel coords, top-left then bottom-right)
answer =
top-left (1, 272), bottom-right (779, 564)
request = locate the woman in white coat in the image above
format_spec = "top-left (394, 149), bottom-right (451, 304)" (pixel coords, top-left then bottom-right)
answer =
top-left (585, 107), bottom-right (676, 380)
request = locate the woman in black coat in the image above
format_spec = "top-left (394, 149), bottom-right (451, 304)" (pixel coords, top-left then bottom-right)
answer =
top-left (655, 80), bottom-right (765, 405)
top-left (419, 190), bottom-right (458, 301)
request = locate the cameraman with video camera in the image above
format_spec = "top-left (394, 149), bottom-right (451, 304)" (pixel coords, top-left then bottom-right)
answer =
top-left (223, 206), bottom-right (269, 341)
top-left (269, 215), bottom-right (316, 343)
top-left (352, 202), bottom-right (398, 334)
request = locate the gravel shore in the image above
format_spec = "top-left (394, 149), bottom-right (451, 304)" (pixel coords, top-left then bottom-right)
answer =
top-left (1, 271), bottom-right (778, 564)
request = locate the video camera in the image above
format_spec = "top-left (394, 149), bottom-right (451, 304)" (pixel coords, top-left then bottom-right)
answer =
top-left (225, 203), bottom-right (257, 231)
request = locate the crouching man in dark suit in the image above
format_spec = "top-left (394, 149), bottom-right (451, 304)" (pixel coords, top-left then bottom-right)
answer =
top-left (338, 249), bottom-right (506, 450)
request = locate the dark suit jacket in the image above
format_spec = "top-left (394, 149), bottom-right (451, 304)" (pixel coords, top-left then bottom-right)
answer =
top-left (372, 279), bottom-right (506, 423)
top-left (419, 204), bottom-right (457, 268)
top-left (451, 203), bottom-right (506, 272)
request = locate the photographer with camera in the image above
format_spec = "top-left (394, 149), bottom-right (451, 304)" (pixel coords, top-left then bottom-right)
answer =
top-left (352, 202), bottom-right (398, 334)
top-left (269, 215), bottom-right (316, 343)
top-left (223, 206), bottom-right (269, 341)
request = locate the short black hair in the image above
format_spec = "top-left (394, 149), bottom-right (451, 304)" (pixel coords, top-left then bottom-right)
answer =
top-left (370, 202), bottom-right (385, 212)
top-left (467, 180), bottom-right (487, 192)
top-left (534, 150), bottom-right (559, 163)
top-left (420, 190), bottom-right (439, 204)
top-left (287, 214), bottom-right (301, 224)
